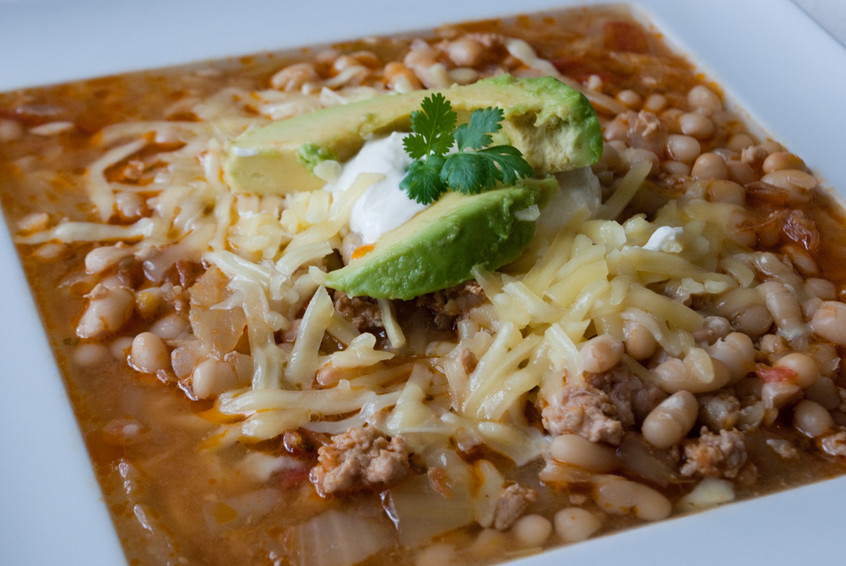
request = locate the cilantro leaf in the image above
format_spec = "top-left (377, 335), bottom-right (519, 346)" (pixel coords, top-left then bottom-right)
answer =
top-left (402, 93), bottom-right (456, 159)
top-left (441, 145), bottom-right (533, 195)
top-left (440, 152), bottom-right (498, 194)
top-left (453, 107), bottom-right (503, 151)
top-left (477, 145), bottom-right (534, 185)
top-left (400, 154), bottom-right (447, 204)
top-left (400, 94), bottom-right (533, 204)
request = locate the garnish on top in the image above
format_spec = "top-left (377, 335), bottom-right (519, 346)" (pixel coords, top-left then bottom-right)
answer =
top-left (399, 93), bottom-right (534, 204)
top-left (223, 74), bottom-right (601, 197)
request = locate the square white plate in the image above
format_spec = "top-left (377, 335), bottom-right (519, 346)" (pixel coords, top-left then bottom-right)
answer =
top-left (1, 1), bottom-right (845, 564)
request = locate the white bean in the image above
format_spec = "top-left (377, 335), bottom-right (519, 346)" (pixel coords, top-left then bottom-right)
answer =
top-left (642, 391), bottom-right (699, 449)
top-left (192, 358), bottom-right (239, 399)
top-left (72, 343), bottom-right (110, 367)
top-left (727, 133), bottom-right (754, 151)
top-left (761, 381), bottom-right (802, 411)
top-left (726, 160), bottom-right (756, 185)
top-left (695, 315), bottom-right (731, 344)
top-left (511, 514), bottom-right (552, 548)
top-left (129, 332), bottom-right (169, 374)
top-left (679, 112), bottom-right (714, 139)
top-left (781, 243), bottom-right (819, 276)
top-left (150, 312), bottom-right (189, 339)
top-left (554, 507), bottom-right (602, 543)
top-left (109, 336), bottom-right (133, 361)
top-left (716, 288), bottom-right (773, 337)
top-left (17, 212), bottom-right (50, 233)
top-left (76, 285), bottom-right (134, 340)
top-left (793, 399), bottom-right (834, 438)
top-left (762, 151), bottom-right (806, 173)
top-left (758, 280), bottom-right (807, 342)
top-left (579, 335), bottom-right (624, 374)
top-left (448, 67), bottom-right (479, 85)
top-left (687, 85), bottom-right (722, 115)
top-left (774, 352), bottom-right (819, 388)
top-left (623, 321), bottom-right (658, 360)
top-left (810, 301), bottom-right (846, 346)
top-left (738, 306), bottom-right (774, 337)
top-left (549, 434), bottom-right (618, 473)
top-left (403, 43), bottom-right (443, 88)
top-left (708, 332), bottom-right (755, 383)
top-left (651, 348), bottom-right (730, 394)
top-left (666, 134), bottom-right (701, 163)
top-left (676, 478), bottom-right (735, 511)
top-left (805, 278), bottom-right (838, 301)
top-left (84, 245), bottom-right (133, 274)
top-left (643, 93), bottom-right (667, 112)
top-left (662, 160), bottom-right (691, 177)
top-left (616, 89), bottom-right (642, 109)
top-left (593, 475), bottom-right (671, 521)
top-left (691, 152), bottom-right (727, 179)
top-left (445, 37), bottom-right (484, 67)
top-left (761, 169), bottom-right (817, 192)
top-left (468, 529), bottom-right (507, 561)
top-left (704, 179), bottom-right (746, 205)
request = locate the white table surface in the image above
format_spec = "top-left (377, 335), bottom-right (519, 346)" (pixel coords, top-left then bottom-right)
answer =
top-left (794, 0), bottom-right (846, 46)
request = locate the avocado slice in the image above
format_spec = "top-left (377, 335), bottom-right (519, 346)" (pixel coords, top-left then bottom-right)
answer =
top-left (323, 178), bottom-right (556, 300)
top-left (223, 74), bottom-right (601, 195)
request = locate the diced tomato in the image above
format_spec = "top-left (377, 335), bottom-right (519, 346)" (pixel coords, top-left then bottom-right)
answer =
top-left (756, 363), bottom-right (797, 383)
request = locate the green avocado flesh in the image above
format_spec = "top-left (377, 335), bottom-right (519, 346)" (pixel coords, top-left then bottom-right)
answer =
top-left (323, 178), bottom-right (556, 300)
top-left (223, 74), bottom-right (602, 194)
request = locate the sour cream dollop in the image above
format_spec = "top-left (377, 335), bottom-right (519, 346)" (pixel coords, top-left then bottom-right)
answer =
top-left (326, 132), bottom-right (427, 244)
top-left (643, 225), bottom-right (685, 253)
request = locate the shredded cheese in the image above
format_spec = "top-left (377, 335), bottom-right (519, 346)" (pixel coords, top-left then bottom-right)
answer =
top-left (15, 58), bottom-right (791, 470)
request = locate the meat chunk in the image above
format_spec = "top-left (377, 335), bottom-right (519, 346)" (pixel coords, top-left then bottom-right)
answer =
top-left (492, 483), bottom-right (538, 531)
top-left (542, 385), bottom-right (625, 445)
top-left (698, 391), bottom-right (742, 431)
top-left (310, 426), bottom-right (409, 496)
top-left (680, 427), bottom-right (749, 479)
top-left (542, 366), bottom-right (664, 446)
top-left (415, 280), bottom-right (486, 330)
top-left (333, 291), bottom-right (383, 332)
top-left (586, 366), bottom-right (666, 426)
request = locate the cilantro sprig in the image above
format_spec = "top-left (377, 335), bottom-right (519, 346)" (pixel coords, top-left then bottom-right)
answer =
top-left (400, 93), bottom-right (533, 204)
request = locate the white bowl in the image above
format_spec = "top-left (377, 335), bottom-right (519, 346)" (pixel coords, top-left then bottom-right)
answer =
top-left (1, 1), bottom-right (845, 564)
